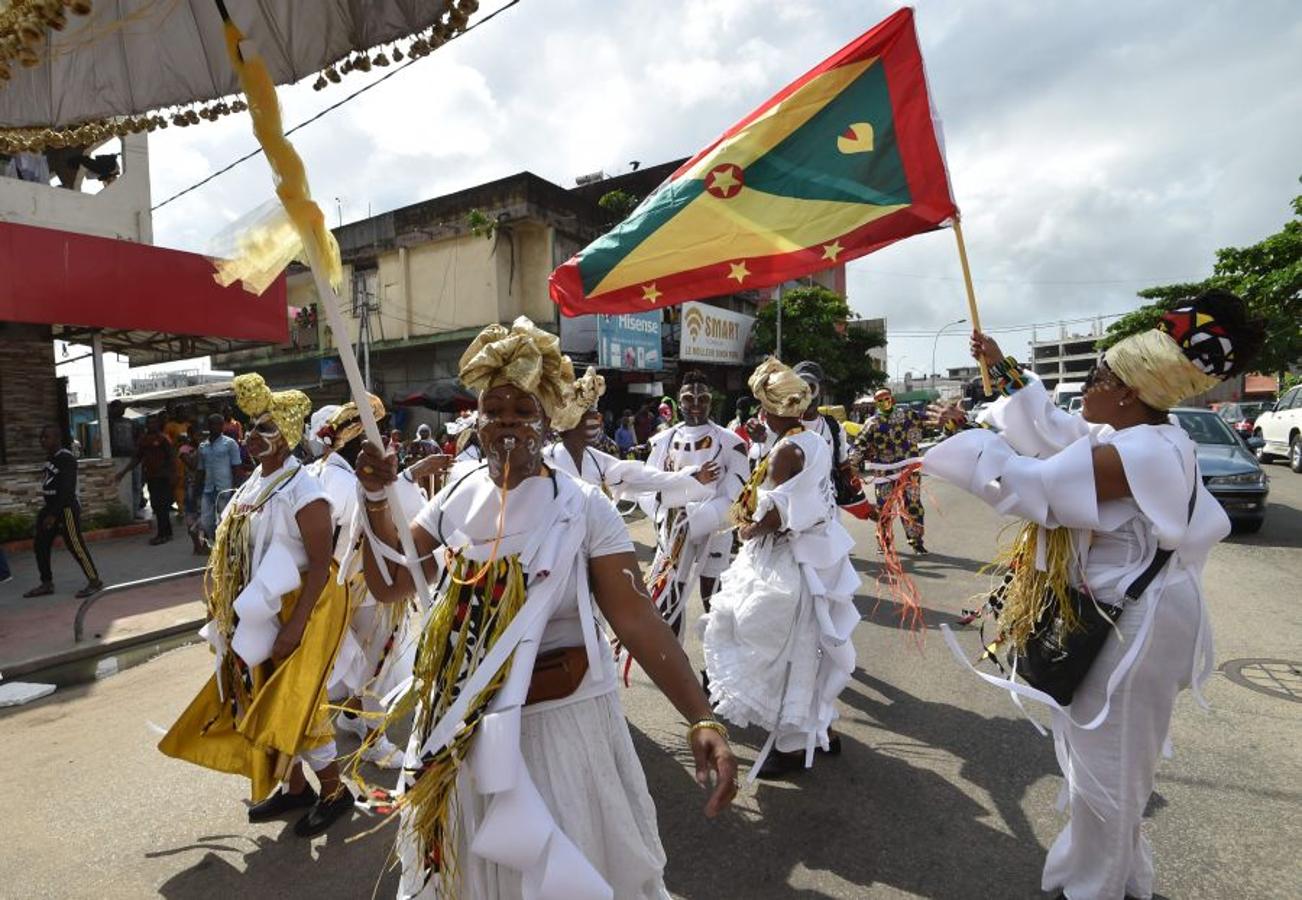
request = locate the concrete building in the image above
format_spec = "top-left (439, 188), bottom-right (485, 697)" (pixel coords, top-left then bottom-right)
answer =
top-left (215, 161), bottom-right (847, 432)
top-left (1027, 323), bottom-right (1107, 392)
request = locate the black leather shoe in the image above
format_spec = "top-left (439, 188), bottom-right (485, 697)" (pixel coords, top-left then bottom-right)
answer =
top-left (818, 734), bottom-right (842, 756)
top-left (755, 749), bottom-right (806, 781)
top-left (248, 786), bottom-right (317, 822)
top-left (294, 789), bottom-right (355, 838)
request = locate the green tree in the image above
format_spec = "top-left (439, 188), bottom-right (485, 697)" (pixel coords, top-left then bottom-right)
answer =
top-left (1098, 189), bottom-right (1302, 375)
top-left (751, 284), bottom-right (887, 403)
top-left (598, 190), bottom-right (640, 225)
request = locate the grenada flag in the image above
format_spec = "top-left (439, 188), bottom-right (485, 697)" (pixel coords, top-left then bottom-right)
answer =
top-left (549, 7), bottom-right (956, 316)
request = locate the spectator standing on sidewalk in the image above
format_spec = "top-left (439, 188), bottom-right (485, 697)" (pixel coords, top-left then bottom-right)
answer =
top-left (178, 423), bottom-right (206, 554)
top-left (23, 425), bottom-right (102, 599)
top-left (163, 407), bottom-right (192, 514)
top-left (198, 413), bottom-right (242, 545)
top-left (115, 415), bottom-right (177, 545)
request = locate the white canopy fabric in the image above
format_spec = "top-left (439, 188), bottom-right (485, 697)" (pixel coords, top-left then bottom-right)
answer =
top-left (0, 0), bottom-right (455, 129)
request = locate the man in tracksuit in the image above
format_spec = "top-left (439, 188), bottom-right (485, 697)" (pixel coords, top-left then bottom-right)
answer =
top-left (23, 425), bottom-right (102, 599)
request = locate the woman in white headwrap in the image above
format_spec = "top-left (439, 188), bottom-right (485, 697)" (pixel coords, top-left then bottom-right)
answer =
top-left (701, 357), bottom-right (862, 781)
top-left (545, 365), bottom-right (720, 502)
top-left (926, 290), bottom-right (1264, 899)
top-left (354, 317), bottom-right (737, 900)
top-left (159, 373), bottom-right (356, 838)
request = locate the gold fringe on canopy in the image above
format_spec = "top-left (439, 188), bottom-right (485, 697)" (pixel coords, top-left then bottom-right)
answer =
top-left (748, 356), bottom-right (811, 418)
top-left (552, 365), bottom-right (606, 432)
top-left (0, 0), bottom-right (483, 153)
top-left (234, 373), bottom-right (311, 449)
top-left (458, 316), bottom-right (575, 419)
top-left (1104, 329), bottom-right (1219, 412)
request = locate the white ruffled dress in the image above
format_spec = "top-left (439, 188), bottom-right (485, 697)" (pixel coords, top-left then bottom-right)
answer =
top-left (701, 429), bottom-right (861, 773)
top-left (924, 378), bottom-right (1228, 900)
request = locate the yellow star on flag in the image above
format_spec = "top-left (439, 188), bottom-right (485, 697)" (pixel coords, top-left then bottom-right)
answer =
top-left (708, 166), bottom-right (742, 195)
top-left (727, 261), bottom-right (750, 283)
top-left (822, 240), bottom-right (844, 261)
top-left (642, 282), bottom-right (663, 304)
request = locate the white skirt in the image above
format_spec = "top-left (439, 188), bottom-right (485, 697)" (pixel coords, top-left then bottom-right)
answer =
top-left (457, 691), bottom-right (670, 900)
top-left (701, 539), bottom-right (821, 738)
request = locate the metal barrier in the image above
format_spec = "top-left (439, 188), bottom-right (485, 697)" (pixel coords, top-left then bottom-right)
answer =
top-left (73, 567), bottom-right (207, 643)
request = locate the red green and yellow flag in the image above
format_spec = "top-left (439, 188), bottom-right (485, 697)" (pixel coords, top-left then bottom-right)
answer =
top-left (549, 8), bottom-right (956, 316)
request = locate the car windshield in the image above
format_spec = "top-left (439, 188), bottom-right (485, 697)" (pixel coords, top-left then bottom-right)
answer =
top-left (1240, 402), bottom-right (1268, 418)
top-left (1173, 410), bottom-right (1240, 446)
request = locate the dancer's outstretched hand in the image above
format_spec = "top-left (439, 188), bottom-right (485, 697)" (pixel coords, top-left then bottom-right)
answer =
top-left (927, 402), bottom-right (967, 430)
top-left (690, 727), bottom-right (739, 818)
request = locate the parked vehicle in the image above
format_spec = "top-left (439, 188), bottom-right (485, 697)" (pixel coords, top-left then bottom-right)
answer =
top-left (1067, 396), bottom-right (1084, 414)
top-left (1217, 400), bottom-right (1270, 437)
top-left (1171, 408), bottom-right (1269, 533)
top-left (1252, 385), bottom-right (1302, 472)
top-left (1052, 381), bottom-right (1084, 410)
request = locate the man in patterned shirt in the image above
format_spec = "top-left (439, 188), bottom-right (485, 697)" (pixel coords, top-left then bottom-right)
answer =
top-left (854, 388), bottom-right (927, 554)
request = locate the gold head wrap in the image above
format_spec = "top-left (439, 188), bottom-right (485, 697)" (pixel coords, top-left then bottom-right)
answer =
top-left (1104, 330), bottom-right (1219, 412)
top-left (233, 373), bottom-right (312, 449)
top-left (552, 366), bottom-right (607, 432)
top-left (458, 317), bottom-right (574, 419)
top-left (748, 357), bottom-right (812, 417)
top-left (321, 394), bottom-right (386, 450)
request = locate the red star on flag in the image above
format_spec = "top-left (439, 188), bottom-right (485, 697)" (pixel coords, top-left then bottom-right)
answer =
top-left (705, 163), bottom-right (745, 199)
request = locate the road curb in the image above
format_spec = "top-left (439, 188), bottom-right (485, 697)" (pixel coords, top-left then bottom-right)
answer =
top-left (1, 522), bottom-right (153, 553)
top-left (1, 619), bottom-right (206, 689)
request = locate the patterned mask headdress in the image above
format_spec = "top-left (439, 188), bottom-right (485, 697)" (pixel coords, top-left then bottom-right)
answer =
top-left (318, 394), bottom-right (386, 452)
top-left (748, 357), bottom-right (812, 417)
top-left (552, 366), bottom-right (606, 432)
top-left (1104, 290), bottom-right (1260, 411)
top-left (458, 316), bottom-right (574, 419)
top-left (233, 373), bottom-right (311, 449)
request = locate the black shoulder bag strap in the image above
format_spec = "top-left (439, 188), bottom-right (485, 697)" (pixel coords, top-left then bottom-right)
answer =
top-left (1122, 467), bottom-right (1199, 601)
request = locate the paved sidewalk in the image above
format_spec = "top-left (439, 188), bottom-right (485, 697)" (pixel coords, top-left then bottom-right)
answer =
top-left (0, 517), bottom-right (206, 673)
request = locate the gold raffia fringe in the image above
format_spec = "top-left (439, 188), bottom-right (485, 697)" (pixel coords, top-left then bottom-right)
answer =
top-left (0, 0), bottom-right (481, 153)
top-left (990, 522), bottom-right (1079, 652)
top-left (348, 553), bottom-right (526, 895)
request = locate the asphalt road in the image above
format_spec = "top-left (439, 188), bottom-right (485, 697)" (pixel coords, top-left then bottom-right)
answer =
top-left (2, 466), bottom-right (1299, 899)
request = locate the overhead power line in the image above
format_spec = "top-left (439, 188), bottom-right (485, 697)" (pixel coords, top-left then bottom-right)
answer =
top-left (152, 0), bottom-right (523, 212)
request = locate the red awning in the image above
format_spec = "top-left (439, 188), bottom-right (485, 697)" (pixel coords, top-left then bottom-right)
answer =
top-left (0, 220), bottom-right (287, 363)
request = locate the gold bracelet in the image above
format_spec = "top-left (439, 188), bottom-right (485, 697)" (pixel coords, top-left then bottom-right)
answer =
top-left (687, 718), bottom-right (729, 743)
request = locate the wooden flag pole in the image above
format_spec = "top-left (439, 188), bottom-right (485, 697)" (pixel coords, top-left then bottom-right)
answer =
top-left (951, 217), bottom-right (992, 395)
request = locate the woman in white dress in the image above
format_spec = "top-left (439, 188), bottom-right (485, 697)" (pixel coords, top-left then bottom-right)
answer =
top-left (702, 357), bottom-right (861, 781)
top-left (925, 290), bottom-right (1263, 899)
top-left (159, 373), bottom-right (356, 838)
top-left (354, 317), bottom-right (738, 900)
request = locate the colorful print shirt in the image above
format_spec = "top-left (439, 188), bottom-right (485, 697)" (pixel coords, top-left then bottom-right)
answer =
top-left (855, 406), bottom-right (924, 466)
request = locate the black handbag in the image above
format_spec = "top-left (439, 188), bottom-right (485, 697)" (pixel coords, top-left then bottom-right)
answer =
top-left (1009, 479), bottom-right (1197, 706)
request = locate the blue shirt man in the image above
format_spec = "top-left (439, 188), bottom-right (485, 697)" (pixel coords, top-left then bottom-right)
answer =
top-left (198, 413), bottom-right (242, 540)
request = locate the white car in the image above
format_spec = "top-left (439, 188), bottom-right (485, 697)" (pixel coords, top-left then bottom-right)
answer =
top-left (1253, 384), bottom-right (1302, 473)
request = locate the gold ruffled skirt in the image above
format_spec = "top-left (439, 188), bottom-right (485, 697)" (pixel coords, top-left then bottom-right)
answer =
top-left (158, 573), bottom-right (352, 801)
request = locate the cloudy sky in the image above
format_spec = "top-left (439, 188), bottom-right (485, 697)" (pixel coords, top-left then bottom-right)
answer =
top-left (130, 0), bottom-right (1301, 384)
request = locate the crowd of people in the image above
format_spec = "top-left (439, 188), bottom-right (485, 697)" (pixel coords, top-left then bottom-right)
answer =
top-left (145, 289), bottom-right (1260, 899)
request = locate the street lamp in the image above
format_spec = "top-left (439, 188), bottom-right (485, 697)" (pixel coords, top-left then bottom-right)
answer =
top-left (931, 317), bottom-right (967, 390)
